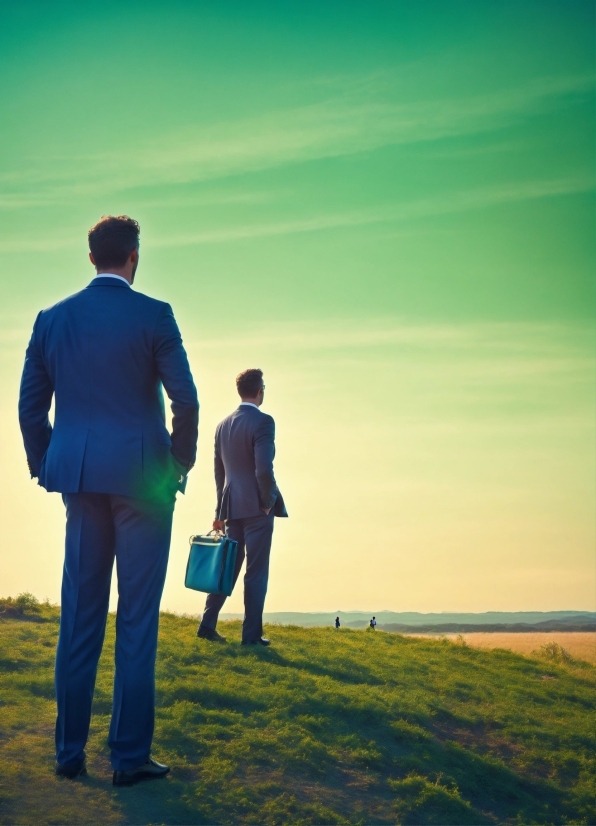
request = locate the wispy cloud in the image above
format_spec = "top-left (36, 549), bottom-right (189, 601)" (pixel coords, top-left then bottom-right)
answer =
top-left (148, 175), bottom-right (594, 247)
top-left (186, 318), bottom-right (596, 358)
top-left (134, 74), bottom-right (591, 187)
top-left (0, 174), bottom-right (592, 253)
top-left (0, 236), bottom-right (79, 253)
top-left (186, 319), bottom-right (596, 427)
top-left (0, 73), bottom-right (592, 208)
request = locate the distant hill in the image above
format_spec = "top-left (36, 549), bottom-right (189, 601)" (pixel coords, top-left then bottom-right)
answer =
top-left (220, 610), bottom-right (596, 632)
top-left (379, 619), bottom-right (596, 633)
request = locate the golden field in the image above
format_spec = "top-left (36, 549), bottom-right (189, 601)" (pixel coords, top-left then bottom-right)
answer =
top-left (408, 631), bottom-right (596, 663)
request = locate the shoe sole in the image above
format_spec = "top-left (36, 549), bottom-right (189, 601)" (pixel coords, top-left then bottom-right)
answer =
top-left (56, 767), bottom-right (87, 779)
top-left (113, 770), bottom-right (169, 787)
top-left (241, 643), bottom-right (271, 646)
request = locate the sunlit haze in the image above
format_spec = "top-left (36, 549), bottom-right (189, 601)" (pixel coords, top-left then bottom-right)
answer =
top-left (0, 1), bottom-right (594, 613)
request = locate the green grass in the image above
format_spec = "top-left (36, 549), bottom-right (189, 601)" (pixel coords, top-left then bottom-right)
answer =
top-left (0, 607), bottom-right (594, 825)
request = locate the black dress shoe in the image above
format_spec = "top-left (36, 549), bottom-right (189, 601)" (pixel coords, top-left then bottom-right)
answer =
top-left (55, 759), bottom-right (87, 779)
top-left (197, 627), bottom-right (226, 642)
top-left (113, 756), bottom-right (170, 786)
top-left (241, 637), bottom-right (271, 646)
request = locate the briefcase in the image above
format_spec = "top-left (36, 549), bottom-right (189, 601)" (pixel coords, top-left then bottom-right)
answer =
top-left (185, 532), bottom-right (238, 596)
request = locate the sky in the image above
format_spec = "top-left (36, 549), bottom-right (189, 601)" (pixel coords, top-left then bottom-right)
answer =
top-left (0, 0), bottom-right (594, 614)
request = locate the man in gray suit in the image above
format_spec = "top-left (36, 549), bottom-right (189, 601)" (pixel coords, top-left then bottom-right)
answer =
top-left (197, 369), bottom-right (287, 645)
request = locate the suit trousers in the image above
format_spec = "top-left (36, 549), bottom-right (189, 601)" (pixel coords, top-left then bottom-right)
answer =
top-left (55, 492), bottom-right (174, 771)
top-left (200, 513), bottom-right (274, 642)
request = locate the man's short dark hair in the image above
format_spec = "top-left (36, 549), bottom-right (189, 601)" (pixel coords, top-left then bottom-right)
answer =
top-left (236, 368), bottom-right (264, 398)
top-left (88, 215), bottom-right (140, 269)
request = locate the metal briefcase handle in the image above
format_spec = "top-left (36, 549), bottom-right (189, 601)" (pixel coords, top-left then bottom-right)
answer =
top-left (189, 529), bottom-right (225, 545)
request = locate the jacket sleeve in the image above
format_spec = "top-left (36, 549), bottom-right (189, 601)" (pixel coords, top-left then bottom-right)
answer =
top-left (18, 313), bottom-right (54, 478)
top-left (154, 303), bottom-right (199, 471)
top-left (214, 425), bottom-right (225, 517)
top-left (254, 414), bottom-right (279, 510)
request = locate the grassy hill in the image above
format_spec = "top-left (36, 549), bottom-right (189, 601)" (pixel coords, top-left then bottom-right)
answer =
top-left (0, 606), bottom-right (594, 825)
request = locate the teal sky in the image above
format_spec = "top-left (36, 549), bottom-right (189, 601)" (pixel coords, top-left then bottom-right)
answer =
top-left (1, 1), bottom-right (594, 612)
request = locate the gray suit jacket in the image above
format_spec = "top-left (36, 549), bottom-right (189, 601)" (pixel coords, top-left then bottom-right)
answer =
top-left (215, 404), bottom-right (288, 520)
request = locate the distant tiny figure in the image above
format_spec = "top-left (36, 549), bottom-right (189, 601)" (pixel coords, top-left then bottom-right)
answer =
top-left (370, 616), bottom-right (377, 630)
top-left (335, 617), bottom-right (340, 629)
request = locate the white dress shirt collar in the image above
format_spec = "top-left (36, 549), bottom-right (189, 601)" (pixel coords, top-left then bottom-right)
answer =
top-left (239, 402), bottom-right (260, 410)
top-left (92, 273), bottom-right (130, 286)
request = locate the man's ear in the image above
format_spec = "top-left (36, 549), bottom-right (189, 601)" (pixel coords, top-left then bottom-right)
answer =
top-left (130, 248), bottom-right (139, 263)
top-left (89, 252), bottom-right (96, 266)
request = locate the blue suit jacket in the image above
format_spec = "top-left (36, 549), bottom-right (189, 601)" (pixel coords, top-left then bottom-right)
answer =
top-left (215, 404), bottom-right (288, 520)
top-left (18, 276), bottom-right (199, 500)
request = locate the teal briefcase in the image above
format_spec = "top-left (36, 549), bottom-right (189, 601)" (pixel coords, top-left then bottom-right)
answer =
top-left (185, 532), bottom-right (239, 596)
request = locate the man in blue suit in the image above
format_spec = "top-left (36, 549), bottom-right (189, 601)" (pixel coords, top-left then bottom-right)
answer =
top-left (18, 215), bottom-right (199, 785)
top-left (197, 369), bottom-right (287, 646)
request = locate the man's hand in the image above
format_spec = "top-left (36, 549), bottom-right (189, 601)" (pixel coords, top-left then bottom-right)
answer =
top-left (213, 519), bottom-right (225, 532)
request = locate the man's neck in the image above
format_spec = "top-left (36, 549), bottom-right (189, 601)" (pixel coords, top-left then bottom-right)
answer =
top-left (96, 269), bottom-right (132, 285)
